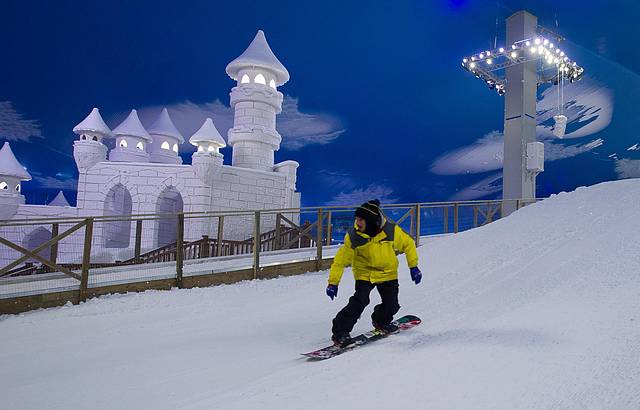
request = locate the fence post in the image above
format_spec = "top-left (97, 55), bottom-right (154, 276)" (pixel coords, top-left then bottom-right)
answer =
top-left (516, 199), bottom-right (521, 210)
top-left (50, 223), bottom-right (59, 265)
top-left (275, 213), bottom-right (282, 250)
top-left (217, 215), bottom-right (224, 256)
top-left (487, 201), bottom-right (493, 223)
top-left (134, 220), bottom-right (143, 262)
top-left (443, 206), bottom-right (449, 234)
top-left (414, 204), bottom-right (421, 246)
top-left (316, 208), bottom-right (323, 271)
top-left (201, 235), bottom-right (210, 258)
top-left (454, 203), bottom-right (459, 234)
top-left (500, 200), bottom-right (504, 219)
top-left (253, 211), bottom-right (261, 279)
top-left (176, 213), bottom-right (184, 288)
top-left (326, 211), bottom-right (332, 246)
top-left (409, 207), bottom-right (415, 238)
top-left (473, 205), bottom-right (478, 227)
top-left (79, 218), bottom-right (93, 302)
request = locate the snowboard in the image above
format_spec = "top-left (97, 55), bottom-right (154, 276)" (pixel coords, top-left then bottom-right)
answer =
top-left (302, 314), bottom-right (421, 360)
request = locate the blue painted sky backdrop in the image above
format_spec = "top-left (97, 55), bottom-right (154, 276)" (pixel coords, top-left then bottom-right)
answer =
top-left (1, 0), bottom-right (639, 206)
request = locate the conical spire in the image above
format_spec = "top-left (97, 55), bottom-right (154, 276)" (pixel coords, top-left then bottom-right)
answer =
top-left (226, 30), bottom-right (290, 86)
top-left (48, 190), bottom-right (70, 207)
top-left (73, 108), bottom-right (113, 136)
top-left (0, 142), bottom-right (31, 180)
top-left (147, 108), bottom-right (184, 143)
top-left (189, 118), bottom-right (226, 148)
top-left (113, 110), bottom-right (152, 142)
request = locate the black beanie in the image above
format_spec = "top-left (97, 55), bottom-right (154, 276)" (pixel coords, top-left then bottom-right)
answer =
top-left (355, 199), bottom-right (382, 236)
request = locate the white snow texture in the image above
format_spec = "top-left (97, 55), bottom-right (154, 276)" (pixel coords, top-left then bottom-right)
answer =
top-left (1, 179), bottom-right (639, 409)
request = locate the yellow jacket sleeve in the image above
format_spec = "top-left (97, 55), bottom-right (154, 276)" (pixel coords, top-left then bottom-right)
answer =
top-left (395, 225), bottom-right (419, 269)
top-left (328, 233), bottom-right (355, 286)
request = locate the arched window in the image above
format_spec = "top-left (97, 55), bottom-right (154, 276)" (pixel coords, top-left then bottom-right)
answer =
top-left (136, 141), bottom-right (144, 150)
top-left (81, 135), bottom-right (87, 140)
top-left (172, 143), bottom-right (178, 153)
top-left (254, 73), bottom-right (266, 85)
top-left (207, 145), bottom-right (215, 152)
top-left (92, 136), bottom-right (98, 141)
top-left (22, 227), bottom-right (52, 262)
top-left (197, 145), bottom-right (204, 152)
top-left (0, 182), bottom-right (7, 190)
top-left (155, 186), bottom-right (184, 247)
top-left (15, 184), bottom-right (20, 192)
top-left (269, 79), bottom-right (276, 89)
top-left (161, 141), bottom-right (170, 150)
top-left (119, 139), bottom-right (128, 148)
top-left (241, 74), bottom-right (250, 84)
top-left (103, 184), bottom-right (133, 248)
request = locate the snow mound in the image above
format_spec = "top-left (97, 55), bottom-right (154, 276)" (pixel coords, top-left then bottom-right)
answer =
top-left (1, 179), bottom-right (639, 409)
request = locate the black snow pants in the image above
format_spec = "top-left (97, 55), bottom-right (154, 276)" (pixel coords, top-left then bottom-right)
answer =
top-left (332, 279), bottom-right (400, 337)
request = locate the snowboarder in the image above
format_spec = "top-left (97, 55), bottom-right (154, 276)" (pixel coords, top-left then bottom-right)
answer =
top-left (326, 199), bottom-right (422, 347)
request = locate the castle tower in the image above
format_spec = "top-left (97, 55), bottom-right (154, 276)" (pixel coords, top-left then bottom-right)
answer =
top-left (72, 107), bottom-right (110, 173)
top-left (109, 109), bottom-right (152, 163)
top-left (0, 142), bottom-right (31, 220)
top-left (48, 190), bottom-right (71, 207)
top-left (189, 118), bottom-right (226, 184)
top-left (147, 108), bottom-right (184, 164)
top-left (225, 30), bottom-right (289, 171)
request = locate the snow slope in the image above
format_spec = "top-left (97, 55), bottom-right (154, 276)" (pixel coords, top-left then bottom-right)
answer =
top-left (1, 179), bottom-right (639, 409)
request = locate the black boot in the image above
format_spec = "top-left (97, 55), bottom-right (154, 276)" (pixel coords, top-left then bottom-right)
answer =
top-left (332, 333), bottom-right (354, 348)
top-left (373, 322), bottom-right (399, 334)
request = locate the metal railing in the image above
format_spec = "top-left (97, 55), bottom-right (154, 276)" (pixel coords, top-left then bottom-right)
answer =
top-left (0, 198), bottom-right (537, 313)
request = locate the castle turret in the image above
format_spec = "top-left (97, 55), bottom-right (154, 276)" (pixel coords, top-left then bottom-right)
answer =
top-left (147, 108), bottom-right (184, 164)
top-left (189, 118), bottom-right (226, 184)
top-left (48, 190), bottom-right (71, 207)
top-left (109, 109), bottom-right (152, 163)
top-left (73, 108), bottom-right (110, 172)
top-left (225, 30), bottom-right (289, 171)
top-left (0, 142), bottom-right (31, 220)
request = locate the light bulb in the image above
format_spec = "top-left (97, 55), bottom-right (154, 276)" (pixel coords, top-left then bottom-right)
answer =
top-left (470, 62), bottom-right (476, 68)
top-left (463, 58), bottom-right (468, 63)
top-left (534, 38), bottom-right (541, 45)
top-left (525, 41), bottom-right (531, 46)
top-left (511, 51), bottom-right (517, 58)
top-left (543, 39), bottom-right (549, 45)
top-left (479, 53), bottom-right (484, 59)
top-left (486, 58), bottom-right (493, 65)
top-left (499, 47), bottom-right (504, 53)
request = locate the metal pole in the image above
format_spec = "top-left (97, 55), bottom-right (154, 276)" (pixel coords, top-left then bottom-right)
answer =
top-left (176, 213), bottom-right (184, 288)
top-left (80, 218), bottom-right (94, 301)
top-left (134, 220), bottom-right (142, 262)
top-left (316, 208), bottom-right (323, 271)
top-left (253, 211), bottom-right (260, 279)
top-left (50, 223), bottom-right (59, 265)
top-left (503, 11), bottom-right (539, 216)
top-left (414, 204), bottom-right (421, 246)
top-left (326, 211), bottom-right (332, 246)
top-left (454, 203), bottom-right (459, 234)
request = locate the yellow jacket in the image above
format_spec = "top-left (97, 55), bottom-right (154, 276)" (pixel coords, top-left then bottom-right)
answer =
top-left (328, 221), bottom-right (419, 285)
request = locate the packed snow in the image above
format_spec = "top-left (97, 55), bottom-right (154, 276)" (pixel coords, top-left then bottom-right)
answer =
top-left (1, 179), bottom-right (639, 409)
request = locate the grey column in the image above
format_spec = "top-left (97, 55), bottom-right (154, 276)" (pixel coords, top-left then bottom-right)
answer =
top-left (503, 11), bottom-right (538, 215)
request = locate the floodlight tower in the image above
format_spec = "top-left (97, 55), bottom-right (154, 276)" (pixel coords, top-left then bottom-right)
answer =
top-left (461, 10), bottom-right (584, 215)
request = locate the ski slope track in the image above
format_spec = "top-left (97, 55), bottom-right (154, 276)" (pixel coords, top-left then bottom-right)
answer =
top-left (2, 179), bottom-right (639, 409)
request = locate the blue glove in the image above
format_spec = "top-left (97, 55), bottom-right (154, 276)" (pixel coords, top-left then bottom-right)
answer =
top-left (410, 267), bottom-right (422, 285)
top-left (326, 284), bottom-right (338, 300)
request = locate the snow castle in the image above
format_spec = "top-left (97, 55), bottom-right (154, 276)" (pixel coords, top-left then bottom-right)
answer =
top-left (0, 30), bottom-right (301, 263)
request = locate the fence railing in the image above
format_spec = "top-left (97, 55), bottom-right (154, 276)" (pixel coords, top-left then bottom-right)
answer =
top-left (0, 198), bottom-right (537, 313)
